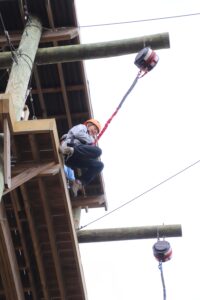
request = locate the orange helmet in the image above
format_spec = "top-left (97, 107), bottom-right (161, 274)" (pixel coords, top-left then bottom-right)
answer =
top-left (84, 119), bottom-right (101, 133)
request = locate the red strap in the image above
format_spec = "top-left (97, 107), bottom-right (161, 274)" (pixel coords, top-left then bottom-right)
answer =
top-left (94, 70), bottom-right (142, 144)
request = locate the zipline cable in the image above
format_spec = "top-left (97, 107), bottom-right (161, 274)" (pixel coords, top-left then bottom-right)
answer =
top-left (79, 12), bottom-right (200, 28)
top-left (78, 158), bottom-right (200, 230)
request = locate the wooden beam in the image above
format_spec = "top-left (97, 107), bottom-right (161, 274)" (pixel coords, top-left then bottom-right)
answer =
top-left (28, 134), bottom-right (40, 162)
top-left (18, 0), bottom-right (26, 26)
top-left (56, 169), bottom-right (88, 298)
top-left (3, 162), bottom-right (55, 195)
top-left (33, 66), bottom-right (47, 118)
top-left (3, 119), bottom-right (11, 188)
top-left (46, 1), bottom-right (72, 129)
top-left (38, 178), bottom-right (68, 299)
top-left (72, 207), bottom-right (81, 229)
top-left (0, 94), bottom-right (61, 165)
top-left (13, 119), bottom-right (57, 134)
top-left (37, 32), bottom-right (170, 65)
top-left (20, 184), bottom-right (50, 299)
top-left (12, 163), bottom-right (60, 177)
top-left (44, 112), bottom-right (89, 121)
top-left (41, 27), bottom-right (79, 42)
top-left (79, 61), bottom-right (93, 117)
top-left (77, 224), bottom-right (182, 243)
top-left (38, 164), bottom-right (60, 176)
top-left (0, 202), bottom-right (25, 300)
top-left (72, 195), bottom-right (106, 208)
top-left (32, 84), bottom-right (85, 94)
top-left (0, 32), bottom-right (170, 68)
top-left (0, 93), bottom-right (17, 132)
top-left (11, 190), bottom-right (38, 300)
top-left (0, 27), bottom-right (79, 46)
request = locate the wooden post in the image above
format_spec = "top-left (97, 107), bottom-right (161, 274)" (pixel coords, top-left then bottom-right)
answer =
top-left (5, 16), bottom-right (42, 120)
top-left (3, 119), bottom-right (11, 188)
top-left (1, 14), bottom-right (42, 201)
top-left (0, 32), bottom-right (170, 69)
top-left (0, 16), bottom-right (42, 300)
top-left (73, 207), bottom-right (82, 229)
top-left (77, 224), bottom-right (182, 243)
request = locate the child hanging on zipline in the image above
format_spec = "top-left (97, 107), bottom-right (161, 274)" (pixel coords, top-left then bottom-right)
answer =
top-left (59, 48), bottom-right (158, 196)
top-left (59, 119), bottom-right (104, 196)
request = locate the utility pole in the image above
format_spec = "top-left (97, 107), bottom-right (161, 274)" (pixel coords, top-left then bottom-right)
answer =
top-left (0, 14), bottom-right (42, 198)
top-left (0, 16), bottom-right (42, 300)
top-left (0, 32), bottom-right (169, 69)
top-left (77, 224), bottom-right (182, 243)
top-left (5, 17), bottom-right (42, 120)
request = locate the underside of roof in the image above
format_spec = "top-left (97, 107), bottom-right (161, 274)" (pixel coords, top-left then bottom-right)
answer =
top-left (0, 1), bottom-right (107, 299)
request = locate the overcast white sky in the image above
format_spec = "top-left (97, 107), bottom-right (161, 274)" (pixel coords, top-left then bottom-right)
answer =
top-left (75, 1), bottom-right (200, 299)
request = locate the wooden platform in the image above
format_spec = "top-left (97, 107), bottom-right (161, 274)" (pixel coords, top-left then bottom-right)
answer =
top-left (0, 93), bottom-right (107, 299)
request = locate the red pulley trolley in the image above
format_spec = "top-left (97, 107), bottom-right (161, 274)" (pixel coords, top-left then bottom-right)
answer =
top-left (153, 240), bottom-right (172, 262)
top-left (134, 47), bottom-right (159, 73)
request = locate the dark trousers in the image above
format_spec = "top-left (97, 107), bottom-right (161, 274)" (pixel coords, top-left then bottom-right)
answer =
top-left (66, 144), bottom-right (104, 186)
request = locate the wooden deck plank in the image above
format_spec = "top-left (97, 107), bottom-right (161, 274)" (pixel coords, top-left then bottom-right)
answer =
top-left (3, 162), bottom-right (55, 195)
